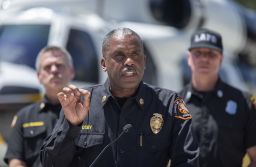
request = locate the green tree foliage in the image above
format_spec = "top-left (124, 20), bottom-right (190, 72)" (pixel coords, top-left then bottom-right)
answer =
top-left (235, 0), bottom-right (256, 10)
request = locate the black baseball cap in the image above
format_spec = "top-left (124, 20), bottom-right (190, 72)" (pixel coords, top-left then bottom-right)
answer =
top-left (188, 28), bottom-right (223, 53)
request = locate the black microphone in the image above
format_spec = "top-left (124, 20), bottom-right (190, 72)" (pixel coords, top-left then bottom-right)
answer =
top-left (89, 124), bottom-right (132, 167)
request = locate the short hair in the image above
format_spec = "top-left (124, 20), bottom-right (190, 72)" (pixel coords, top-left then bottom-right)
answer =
top-left (102, 27), bottom-right (144, 55)
top-left (35, 46), bottom-right (73, 71)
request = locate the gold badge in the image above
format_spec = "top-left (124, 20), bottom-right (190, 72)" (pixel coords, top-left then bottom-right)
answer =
top-left (150, 113), bottom-right (164, 134)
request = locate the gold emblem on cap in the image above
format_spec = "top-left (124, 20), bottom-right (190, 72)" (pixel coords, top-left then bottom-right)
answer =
top-left (102, 96), bottom-right (107, 103)
top-left (150, 113), bottom-right (164, 134)
top-left (139, 98), bottom-right (144, 106)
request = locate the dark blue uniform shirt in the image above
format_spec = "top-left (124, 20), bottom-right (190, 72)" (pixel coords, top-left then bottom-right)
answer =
top-left (179, 78), bottom-right (256, 167)
top-left (4, 97), bottom-right (61, 167)
top-left (41, 81), bottom-right (199, 167)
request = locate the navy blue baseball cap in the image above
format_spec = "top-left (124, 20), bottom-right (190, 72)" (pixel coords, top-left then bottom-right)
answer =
top-left (189, 28), bottom-right (223, 53)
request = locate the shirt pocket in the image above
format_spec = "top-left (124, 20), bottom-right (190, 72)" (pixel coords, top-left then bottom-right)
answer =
top-left (22, 126), bottom-right (47, 159)
top-left (75, 131), bottom-right (105, 149)
top-left (140, 133), bottom-right (170, 152)
top-left (136, 133), bottom-right (170, 167)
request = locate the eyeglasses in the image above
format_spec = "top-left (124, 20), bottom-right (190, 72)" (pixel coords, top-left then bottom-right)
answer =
top-left (190, 50), bottom-right (221, 59)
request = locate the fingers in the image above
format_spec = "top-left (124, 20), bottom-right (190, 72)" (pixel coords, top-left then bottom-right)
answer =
top-left (63, 84), bottom-right (80, 96)
top-left (57, 92), bottom-right (66, 102)
top-left (79, 89), bottom-right (91, 111)
top-left (58, 85), bottom-right (91, 125)
top-left (60, 85), bottom-right (79, 102)
top-left (58, 84), bottom-right (91, 106)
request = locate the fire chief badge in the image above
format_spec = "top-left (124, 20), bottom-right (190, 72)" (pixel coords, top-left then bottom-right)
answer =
top-left (174, 97), bottom-right (192, 120)
top-left (150, 113), bottom-right (164, 134)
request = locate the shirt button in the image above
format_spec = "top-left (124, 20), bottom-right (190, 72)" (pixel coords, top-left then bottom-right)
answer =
top-left (30, 130), bottom-right (34, 135)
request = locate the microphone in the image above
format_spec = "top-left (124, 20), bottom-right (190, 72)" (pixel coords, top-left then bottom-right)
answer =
top-left (89, 124), bottom-right (133, 167)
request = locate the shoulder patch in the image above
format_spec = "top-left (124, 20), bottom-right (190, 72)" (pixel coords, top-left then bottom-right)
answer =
top-left (11, 115), bottom-right (18, 128)
top-left (174, 97), bottom-right (192, 120)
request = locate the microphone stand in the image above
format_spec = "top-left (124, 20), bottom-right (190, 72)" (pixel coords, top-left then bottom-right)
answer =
top-left (89, 124), bottom-right (132, 167)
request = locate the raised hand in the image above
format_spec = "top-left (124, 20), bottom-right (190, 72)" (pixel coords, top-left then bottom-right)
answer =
top-left (57, 85), bottom-right (91, 125)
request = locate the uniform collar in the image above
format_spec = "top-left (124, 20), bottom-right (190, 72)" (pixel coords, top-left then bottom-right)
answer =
top-left (38, 96), bottom-right (62, 113)
top-left (184, 77), bottom-right (225, 102)
top-left (100, 80), bottom-right (146, 109)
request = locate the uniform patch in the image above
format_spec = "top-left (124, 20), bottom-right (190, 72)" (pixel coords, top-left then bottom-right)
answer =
top-left (150, 113), bottom-right (164, 134)
top-left (225, 100), bottom-right (237, 115)
top-left (11, 116), bottom-right (18, 128)
top-left (174, 97), bottom-right (192, 120)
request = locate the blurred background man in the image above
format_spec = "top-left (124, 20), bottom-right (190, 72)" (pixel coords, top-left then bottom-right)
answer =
top-left (4, 46), bottom-right (74, 167)
top-left (179, 28), bottom-right (256, 167)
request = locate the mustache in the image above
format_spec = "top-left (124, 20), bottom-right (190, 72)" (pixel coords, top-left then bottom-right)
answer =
top-left (50, 74), bottom-right (62, 79)
top-left (121, 66), bottom-right (137, 73)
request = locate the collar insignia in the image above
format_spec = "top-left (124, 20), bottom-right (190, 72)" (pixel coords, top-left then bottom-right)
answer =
top-left (102, 95), bottom-right (108, 104)
top-left (139, 98), bottom-right (144, 107)
top-left (40, 102), bottom-right (45, 109)
top-left (11, 116), bottom-right (18, 128)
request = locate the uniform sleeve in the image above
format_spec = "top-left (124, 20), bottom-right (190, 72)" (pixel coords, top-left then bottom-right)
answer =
top-left (4, 113), bottom-right (25, 164)
top-left (40, 110), bottom-right (81, 167)
top-left (245, 95), bottom-right (256, 148)
top-left (169, 95), bottom-right (199, 167)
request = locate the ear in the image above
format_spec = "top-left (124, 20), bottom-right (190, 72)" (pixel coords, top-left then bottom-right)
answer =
top-left (187, 51), bottom-right (192, 67)
top-left (101, 57), bottom-right (107, 72)
top-left (70, 67), bottom-right (75, 80)
top-left (37, 71), bottom-right (43, 84)
top-left (144, 55), bottom-right (146, 70)
top-left (220, 53), bottom-right (223, 64)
